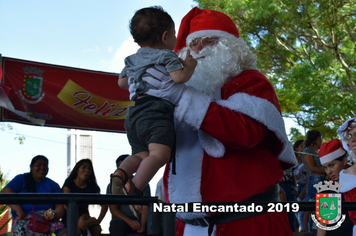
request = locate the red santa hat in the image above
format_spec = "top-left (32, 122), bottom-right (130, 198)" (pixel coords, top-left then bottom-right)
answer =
top-left (319, 139), bottom-right (347, 165)
top-left (174, 7), bottom-right (240, 53)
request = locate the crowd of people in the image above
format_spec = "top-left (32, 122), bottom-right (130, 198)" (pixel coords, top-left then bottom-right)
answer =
top-left (3, 5), bottom-right (356, 236)
top-left (3, 156), bottom-right (150, 236)
top-left (283, 135), bottom-right (356, 236)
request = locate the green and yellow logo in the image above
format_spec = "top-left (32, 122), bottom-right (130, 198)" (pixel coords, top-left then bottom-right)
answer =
top-left (311, 181), bottom-right (345, 231)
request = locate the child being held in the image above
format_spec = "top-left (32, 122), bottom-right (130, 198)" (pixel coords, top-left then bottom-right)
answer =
top-left (110, 6), bottom-right (197, 196)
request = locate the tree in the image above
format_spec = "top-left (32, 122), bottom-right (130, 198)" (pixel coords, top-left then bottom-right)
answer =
top-left (195, 0), bottom-right (356, 140)
top-left (0, 123), bottom-right (25, 144)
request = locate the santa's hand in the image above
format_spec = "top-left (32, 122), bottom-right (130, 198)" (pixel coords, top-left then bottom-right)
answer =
top-left (174, 86), bottom-right (211, 129)
top-left (144, 65), bottom-right (186, 105)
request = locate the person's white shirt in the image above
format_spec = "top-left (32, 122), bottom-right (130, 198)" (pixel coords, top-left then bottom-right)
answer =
top-left (155, 177), bottom-right (166, 203)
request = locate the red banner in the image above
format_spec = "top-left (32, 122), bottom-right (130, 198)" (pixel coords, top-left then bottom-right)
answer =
top-left (0, 56), bottom-right (133, 132)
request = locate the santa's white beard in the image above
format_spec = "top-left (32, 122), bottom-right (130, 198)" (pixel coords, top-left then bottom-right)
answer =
top-left (178, 37), bottom-right (258, 100)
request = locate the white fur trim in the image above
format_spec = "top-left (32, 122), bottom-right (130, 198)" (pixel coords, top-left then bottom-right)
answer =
top-left (183, 223), bottom-right (216, 236)
top-left (186, 30), bottom-right (238, 46)
top-left (168, 125), bottom-right (208, 219)
top-left (320, 148), bottom-right (346, 164)
top-left (175, 86), bottom-right (211, 129)
top-left (339, 169), bottom-right (356, 192)
top-left (198, 130), bottom-right (225, 158)
top-left (216, 93), bottom-right (297, 166)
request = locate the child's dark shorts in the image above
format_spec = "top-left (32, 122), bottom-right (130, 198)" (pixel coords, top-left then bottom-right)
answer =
top-left (125, 96), bottom-right (175, 155)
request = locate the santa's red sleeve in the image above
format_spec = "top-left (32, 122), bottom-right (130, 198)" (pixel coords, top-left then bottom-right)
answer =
top-left (340, 170), bottom-right (356, 226)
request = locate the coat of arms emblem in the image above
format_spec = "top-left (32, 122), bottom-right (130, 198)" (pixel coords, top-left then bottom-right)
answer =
top-left (19, 66), bottom-right (45, 104)
top-left (311, 180), bottom-right (346, 230)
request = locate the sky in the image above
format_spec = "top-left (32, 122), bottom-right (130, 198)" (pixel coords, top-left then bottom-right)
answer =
top-left (0, 0), bottom-right (201, 187)
top-left (0, 0), bottom-right (300, 233)
top-left (0, 0), bottom-right (200, 232)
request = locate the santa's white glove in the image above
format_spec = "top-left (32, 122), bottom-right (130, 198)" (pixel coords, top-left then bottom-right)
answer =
top-left (174, 86), bottom-right (211, 129)
top-left (144, 65), bottom-right (187, 105)
top-left (174, 86), bottom-right (225, 157)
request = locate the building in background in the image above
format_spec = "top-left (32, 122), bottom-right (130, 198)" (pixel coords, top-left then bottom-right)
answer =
top-left (66, 129), bottom-right (96, 176)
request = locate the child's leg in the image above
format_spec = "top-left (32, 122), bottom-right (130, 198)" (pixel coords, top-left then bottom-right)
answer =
top-left (131, 143), bottom-right (171, 191)
top-left (111, 152), bottom-right (148, 194)
top-left (114, 151), bottom-right (148, 177)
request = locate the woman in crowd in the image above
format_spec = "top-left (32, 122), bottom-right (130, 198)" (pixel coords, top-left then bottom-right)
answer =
top-left (62, 159), bottom-right (107, 236)
top-left (317, 139), bottom-right (353, 236)
top-left (337, 118), bottom-right (356, 235)
top-left (2, 155), bottom-right (65, 236)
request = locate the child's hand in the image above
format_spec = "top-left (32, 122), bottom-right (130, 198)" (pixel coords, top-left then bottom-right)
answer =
top-left (118, 76), bottom-right (129, 90)
top-left (182, 49), bottom-right (197, 71)
top-left (15, 209), bottom-right (26, 220)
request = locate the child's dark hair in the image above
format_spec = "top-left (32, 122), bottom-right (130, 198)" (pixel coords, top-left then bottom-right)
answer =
top-left (293, 140), bottom-right (304, 157)
top-left (293, 140), bottom-right (304, 151)
top-left (130, 6), bottom-right (174, 47)
top-left (78, 206), bottom-right (90, 219)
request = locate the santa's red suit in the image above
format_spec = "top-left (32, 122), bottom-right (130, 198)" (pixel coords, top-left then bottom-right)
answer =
top-left (162, 7), bottom-right (297, 236)
top-left (340, 170), bottom-right (356, 235)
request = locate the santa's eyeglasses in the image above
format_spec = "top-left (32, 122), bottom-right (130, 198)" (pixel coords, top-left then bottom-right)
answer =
top-left (188, 36), bottom-right (219, 50)
top-left (345, 131), bottom-right (356, 141)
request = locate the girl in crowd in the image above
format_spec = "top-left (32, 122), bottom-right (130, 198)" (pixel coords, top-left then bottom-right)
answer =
top-left (301, 130), bottom-right (325, 233)
top-left (302, 130), bottom-right (326, 201)
top-left (293, 140), bottom-right (308, 232)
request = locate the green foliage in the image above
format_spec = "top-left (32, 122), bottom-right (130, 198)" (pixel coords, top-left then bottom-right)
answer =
top-left (195, 0), bottom-right (356, 141)
top-left (1, 123), bottom-right (26, 144)
top-left (289, 127), bottom-right (305, 144)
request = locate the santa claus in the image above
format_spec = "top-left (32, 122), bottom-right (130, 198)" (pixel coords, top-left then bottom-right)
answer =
top-left (148, 7), bottom-right (297, 236)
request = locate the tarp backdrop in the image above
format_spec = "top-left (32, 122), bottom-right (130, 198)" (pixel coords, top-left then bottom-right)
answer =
top-left (0, 55), bottom-right (133, 132)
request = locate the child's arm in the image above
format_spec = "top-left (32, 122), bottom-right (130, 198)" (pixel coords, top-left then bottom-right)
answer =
top-left (118, 76), bottom-right (129, 90)
top-left (169, 49), bottom-right (197, 84)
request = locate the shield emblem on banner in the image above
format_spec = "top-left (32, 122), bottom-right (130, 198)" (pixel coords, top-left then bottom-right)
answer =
top-left (19, 73), bottom-right (45, 104)
top-left (316, 193), bottom-right (342, 224)
top-left (24, 75), bottom-right (43, 98)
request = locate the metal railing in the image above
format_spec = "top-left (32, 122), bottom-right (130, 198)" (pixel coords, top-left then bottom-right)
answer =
top-left (0, 193), bottom-right (172, 236)
top-left (2, 193), bottom-right (356, 236)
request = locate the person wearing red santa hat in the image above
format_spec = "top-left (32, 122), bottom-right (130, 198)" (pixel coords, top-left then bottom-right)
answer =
top-left (144, 7), bottom-right (298, 235)
top-left (319, 139), bottom-right (348, 182)
top-left (317, 139), bottom-right (353, 236)
top-left (337, 118), bottom-right (356, 235)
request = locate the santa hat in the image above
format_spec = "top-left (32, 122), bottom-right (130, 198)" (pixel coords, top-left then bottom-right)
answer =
top-left (319, 139), bottom-right (347, 165)
top-left (337, 117), bottom-right (356, 151)
top-left (174, 7), bottom-right (239, 53)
